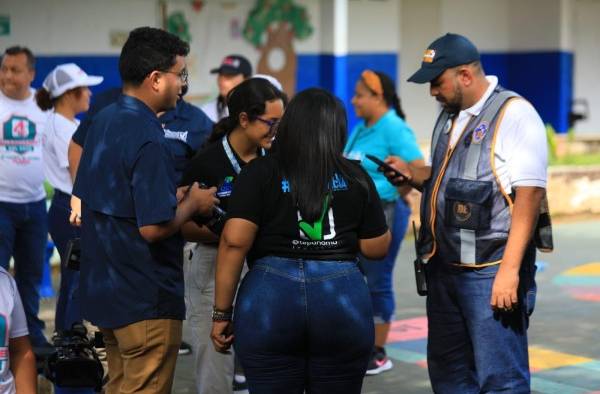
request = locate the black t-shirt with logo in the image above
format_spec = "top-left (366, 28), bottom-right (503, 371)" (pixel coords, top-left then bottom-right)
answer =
top-left (226, 154), bottom-right (388, 262)
top-left (181, 137), bottom-right (247, 214)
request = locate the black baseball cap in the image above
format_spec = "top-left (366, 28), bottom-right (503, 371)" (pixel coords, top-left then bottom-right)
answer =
top-left (210, 54), bottom-right (252, 77)
top-left (407, 33), bottom-right (480, 84)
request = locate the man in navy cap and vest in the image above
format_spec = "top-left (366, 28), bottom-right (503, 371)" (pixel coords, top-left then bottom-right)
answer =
top-left (385, 33), bottom-right (549, 393)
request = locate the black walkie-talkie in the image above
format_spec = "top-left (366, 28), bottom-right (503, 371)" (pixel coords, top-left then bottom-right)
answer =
top-left (412, 221), bottom-right (428, 296)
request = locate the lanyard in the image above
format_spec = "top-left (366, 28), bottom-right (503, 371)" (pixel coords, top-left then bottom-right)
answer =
top-left (221, 135), bottom-right (266, 175)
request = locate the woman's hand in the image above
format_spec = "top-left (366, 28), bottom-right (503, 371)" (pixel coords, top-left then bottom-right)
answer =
top-left (69, 195), bottom-right (82, 226)
top-left (211, 320), bottom-right (234, 353)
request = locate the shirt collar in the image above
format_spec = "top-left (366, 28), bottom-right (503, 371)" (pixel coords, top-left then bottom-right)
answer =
top-left (463, 76), bottom-right (498, 117)
top-left (119, 94), bottom-right (158, 121)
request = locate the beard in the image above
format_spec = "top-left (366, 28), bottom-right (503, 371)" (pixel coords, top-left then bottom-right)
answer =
top-left (439, 83), bottom-right (463, 115)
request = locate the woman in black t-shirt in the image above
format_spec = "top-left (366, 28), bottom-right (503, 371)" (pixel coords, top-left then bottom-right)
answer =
top-left (210, 88), bottom-right (391, 394)
top-left (180, 77), bottom-right (285, 393)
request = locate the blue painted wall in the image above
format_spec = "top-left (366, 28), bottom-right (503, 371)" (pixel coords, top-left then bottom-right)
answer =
top-left (32, 51), bottom-right (573, 133)
top-left (297, 53), bottom-right (397, 130)
top-left (481, 51), bottom-right (573, 133)
top-left (34, 56), bottom-right (121, 97)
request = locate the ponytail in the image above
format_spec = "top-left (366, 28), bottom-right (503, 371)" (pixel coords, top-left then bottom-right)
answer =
top-left (206, 115), bottom-right (237, 144)
top-left (373, 71), bottom-right (407, 121)
top-left (390, 93), bottom-right (406, 120)
top-left (35, 88), bottom-right (54, 111)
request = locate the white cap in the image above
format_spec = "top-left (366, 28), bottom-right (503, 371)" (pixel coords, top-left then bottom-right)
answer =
top-left (252, 73), bottom-right (283, 92)
top-left (42, 63), bottom-right (103, 98)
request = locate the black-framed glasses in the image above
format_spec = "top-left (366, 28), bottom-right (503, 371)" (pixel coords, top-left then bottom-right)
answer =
top-left (163, 68), bottom-right (189, 84)
top-left (256, 117), bottom-right (280, 133)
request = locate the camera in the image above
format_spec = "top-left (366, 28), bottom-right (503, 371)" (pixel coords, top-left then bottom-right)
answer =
top-left (191, 183), bottom-right (227, 235)
top-left (193, 205), bottom-right (227, 235)
top-left (44, 324), bottom-right (104, 391)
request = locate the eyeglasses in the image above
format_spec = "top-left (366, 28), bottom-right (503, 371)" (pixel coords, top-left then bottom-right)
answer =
top-left (163, 68), bottom-right (189, 84)
top-left (256, 117), bottom-right (280, 133)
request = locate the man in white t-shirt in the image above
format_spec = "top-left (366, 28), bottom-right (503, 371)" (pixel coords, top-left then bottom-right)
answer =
top-left (0, 266), bottom-right (37, 393)
top-left (0, 46), bottom-right (51, 350)
top-left (386, 34), bottom-right (547, 393)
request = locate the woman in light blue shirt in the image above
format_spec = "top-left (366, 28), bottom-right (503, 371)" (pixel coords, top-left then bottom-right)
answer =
top-left (344, 70), bottom-right (424, 375)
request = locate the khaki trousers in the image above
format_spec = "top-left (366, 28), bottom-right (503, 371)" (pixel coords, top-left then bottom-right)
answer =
top-left (100, 319), bottom-right (182, 394)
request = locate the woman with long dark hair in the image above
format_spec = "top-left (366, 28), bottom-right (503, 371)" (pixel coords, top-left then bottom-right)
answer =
top-left (210, 88), bottom-right (391, 393)
top-left (344, 69), bottom-right (424, 375)
top-left (180, 77), bottom-right (285, 394)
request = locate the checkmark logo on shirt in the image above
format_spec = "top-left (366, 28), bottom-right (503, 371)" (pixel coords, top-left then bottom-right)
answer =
top-left (298, 194), bottom-right (331, 241)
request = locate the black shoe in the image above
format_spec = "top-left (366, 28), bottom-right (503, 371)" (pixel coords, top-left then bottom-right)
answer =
top-left (178, 341), bottom-right (192, 356)
top-left (366, 346), bottom-right (393, 376)
top-left (233, 373), bottom-right (248, 392)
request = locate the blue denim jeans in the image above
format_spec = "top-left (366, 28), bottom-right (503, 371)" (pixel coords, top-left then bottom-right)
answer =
top-left (233, 256), bottom-right (374, 394)
top-left (48, 190), bottom-right (82, 331)
top-left (426, 246), bottom-right (537, 393)
top-left (359, 198), bottom-right (411, 323)
top-left (0, 199), bottom-right (48, 346)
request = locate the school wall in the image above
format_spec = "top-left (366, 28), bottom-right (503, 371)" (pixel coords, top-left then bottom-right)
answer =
top-left (1, 0), bottom-right (597, 138)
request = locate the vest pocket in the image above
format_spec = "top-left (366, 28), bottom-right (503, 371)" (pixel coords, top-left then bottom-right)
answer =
top-left (444, 178), bottom-right (493, 230)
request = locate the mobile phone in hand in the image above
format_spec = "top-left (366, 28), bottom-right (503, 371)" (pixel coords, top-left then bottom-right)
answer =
top-left (365, 154), bottom-right (409, 181)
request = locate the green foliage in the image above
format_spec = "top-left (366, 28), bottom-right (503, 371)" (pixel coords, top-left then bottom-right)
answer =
top-left (550, 152), bottom-right (600, 166)
top-left (546, 124), bottom-right (557, 162)
top-left (168, 11), bottom-right (191, 43)
top-left (243, 0), bottom-right (313, 48)
top-left (44, 181), bottom-right (54, 201)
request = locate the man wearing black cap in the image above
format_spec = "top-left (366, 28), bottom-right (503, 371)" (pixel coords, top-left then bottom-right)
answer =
top-left (385, 33), bottom-right (549, 392)
top-left (200, 54), bottom-right (252, 122)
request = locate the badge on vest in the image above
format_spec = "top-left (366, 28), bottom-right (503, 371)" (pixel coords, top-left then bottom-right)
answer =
top-left (471, 121), bottom-right (489, 144)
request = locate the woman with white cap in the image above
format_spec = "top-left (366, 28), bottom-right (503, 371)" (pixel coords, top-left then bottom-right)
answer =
top-left (35, 63), bottom-right (102, 332)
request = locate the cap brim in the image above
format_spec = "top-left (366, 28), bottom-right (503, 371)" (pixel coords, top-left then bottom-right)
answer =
top-left (210, 66), bottom-right (243, 76)
top-left (407, 65), bottom-right (446, 84)
top-left (84, 76), bottom-right (104, 87)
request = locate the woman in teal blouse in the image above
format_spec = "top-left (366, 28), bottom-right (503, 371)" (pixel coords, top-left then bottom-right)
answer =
top-left (344, 69), bottom-right (424, 375)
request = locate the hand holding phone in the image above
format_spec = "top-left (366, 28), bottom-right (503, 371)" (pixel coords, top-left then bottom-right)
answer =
top-left (365, 154), bottom-right (410, 185)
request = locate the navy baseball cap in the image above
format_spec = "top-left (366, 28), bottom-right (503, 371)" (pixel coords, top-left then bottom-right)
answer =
top-left (407, 33), bottom-right (480, 84)
top-left (210, 54), bottom-right (252, 77)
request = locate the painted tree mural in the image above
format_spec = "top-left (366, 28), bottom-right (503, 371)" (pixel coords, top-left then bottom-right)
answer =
top-left (243, 0), bottom-right (313, 96)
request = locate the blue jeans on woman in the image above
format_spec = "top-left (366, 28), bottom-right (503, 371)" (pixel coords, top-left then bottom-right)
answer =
top-left (360, 198), bottom-right (410, 323)
top-left (233, 256), bottom-right (374, 394)
top-left (48, 190), bottom-right (81, 331)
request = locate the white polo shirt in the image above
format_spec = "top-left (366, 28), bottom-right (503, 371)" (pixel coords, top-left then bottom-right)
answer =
top-left (199, 98), bottom-right (228, 123)
top-left (43, 111), bottom-right (79, 195)
top-left (429, 76), bottom-right (548, 194)
top-left (0, 267), bottom-right (29, 394)
top-left (0, 88), bottom-right (48, 203)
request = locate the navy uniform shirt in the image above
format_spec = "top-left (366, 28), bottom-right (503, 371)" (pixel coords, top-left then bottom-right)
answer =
top-left (73, 95), bottom-right (184, 328)
top-left (73, 90), bottom-right (213, 185)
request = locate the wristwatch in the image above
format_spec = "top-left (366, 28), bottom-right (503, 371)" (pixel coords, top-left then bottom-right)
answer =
top-left (212, 306), bottom-right (233, 322)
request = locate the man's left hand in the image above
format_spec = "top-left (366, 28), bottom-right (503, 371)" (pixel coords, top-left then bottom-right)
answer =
top-left (490, 265), bottom-right (520, 311)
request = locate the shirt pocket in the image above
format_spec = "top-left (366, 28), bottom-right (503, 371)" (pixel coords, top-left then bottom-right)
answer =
top-left (444, 178), bottom-right (493, 231)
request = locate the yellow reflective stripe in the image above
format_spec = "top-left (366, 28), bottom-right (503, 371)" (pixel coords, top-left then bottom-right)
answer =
top-left (426, 116), bottom-right (473, 259)
top-left (490, 97), bottom-right (523, 213)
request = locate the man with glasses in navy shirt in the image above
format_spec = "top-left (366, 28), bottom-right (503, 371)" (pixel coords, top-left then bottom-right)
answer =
top-left (72, 27), bottom-right (218, 394)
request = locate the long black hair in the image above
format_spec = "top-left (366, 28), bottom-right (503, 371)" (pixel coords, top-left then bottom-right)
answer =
top-left (273, 88), bottom-right (368, 222)
top-left (207, 78), bottom-right (286, 144)
top-left (367, 71), bottom-right (406, 120)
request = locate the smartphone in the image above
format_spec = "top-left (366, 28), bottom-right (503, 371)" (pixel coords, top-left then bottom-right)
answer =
top-left (65, 238), bottom-right (81, 271)
top-left (365, 154), bottom-right (409, 180)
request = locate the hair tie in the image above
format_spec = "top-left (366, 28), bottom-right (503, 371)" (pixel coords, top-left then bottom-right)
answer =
top-left (361, 70), bottom-right (383, 96)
